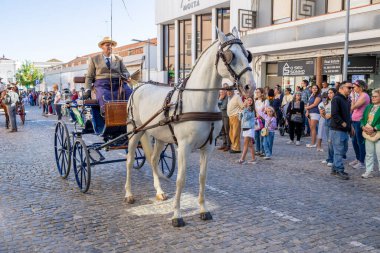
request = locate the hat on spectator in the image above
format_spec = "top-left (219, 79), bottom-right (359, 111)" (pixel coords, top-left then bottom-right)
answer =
top-left (354, 80), bottom-right (367, 90)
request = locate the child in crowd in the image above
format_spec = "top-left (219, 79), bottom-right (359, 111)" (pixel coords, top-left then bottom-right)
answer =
top-left (237, 97), bottom-right (256, 164)
top-left (257, 106), bottom-right (277, 160)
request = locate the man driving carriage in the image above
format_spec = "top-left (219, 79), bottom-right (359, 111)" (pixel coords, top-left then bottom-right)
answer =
top-left (83, 36), bottom-right (133, 110)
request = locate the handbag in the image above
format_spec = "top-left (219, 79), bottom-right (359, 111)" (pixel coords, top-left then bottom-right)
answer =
top-left (290, 113), bottom-right (303, 123)
top-left (260, 127), bottom-right (269, 137)
top-left (362, 124), bottom-right (380, 142)
top-left (254, 117), bottom-right (264, 131)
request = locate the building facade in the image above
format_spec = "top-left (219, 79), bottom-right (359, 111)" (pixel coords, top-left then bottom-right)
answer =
top-left (155, 0), bottom-right (380, 90)
top-left (43, 39), bottom-right (157, 92)
top-left (0, 55), bottom-right (18, 83)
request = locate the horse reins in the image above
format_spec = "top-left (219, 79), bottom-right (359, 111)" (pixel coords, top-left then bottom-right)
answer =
top-left (128, 37), bottom-right (253, 148)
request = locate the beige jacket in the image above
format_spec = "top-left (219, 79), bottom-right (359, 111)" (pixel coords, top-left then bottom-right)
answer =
top-left (85, 54), bottom-right (130, 89)
top-left (227, 94), bottom-right (244, 117)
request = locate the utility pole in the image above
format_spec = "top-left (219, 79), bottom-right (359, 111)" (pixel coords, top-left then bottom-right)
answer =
top-left (342, 0), bottom-right (350, 81)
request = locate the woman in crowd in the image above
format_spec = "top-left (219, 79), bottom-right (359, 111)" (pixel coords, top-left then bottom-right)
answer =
top-left (254, 88), bottom-right (269, 156)
top-left (350, 80), bottom-right (370, 169)
top-left (305, 85), bottom-right (321, 148)
top-left (286, 91), bottom-right (304, 146)
top-left (321, 88), bottom-right (337, 167)
top-left (316, 92), bottom-right (328, 152)
top-left (257, 106), bottom-right (277, 160)
top-left (237, 97), bottom-right (256, 164)
top-left (281, 88), bottom-right (293, 107)
top-left (273, 86), bottom-right (283, 127)
top-left (361, 88), bottom-right (380, 178)
top-left (267, 88), bottom-right (275, 107)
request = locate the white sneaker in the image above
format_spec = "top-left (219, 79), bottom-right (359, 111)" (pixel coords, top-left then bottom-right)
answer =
top-left (321, 160), bottom-right (328, 164)
top-left (286, 140), bottom-right (295, 144)
top-left (317, 148), bottom-right (324, 152)
top-left (327, 163), bottom-right (333, 167)
top-left (361, 171), bottom-right (373, 178)
top-left (295, 141), bottom-right (301, 146)
top-left (263, 157), bottom-right (271, 160)
top-left (353, 162), bottom-right (365, 170)
top-left (349, 160), bottom-right (359, 167)
top-left (306, 144), bottom-right (317, 148)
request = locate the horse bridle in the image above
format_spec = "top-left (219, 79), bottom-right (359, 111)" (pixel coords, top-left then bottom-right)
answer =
top-left (215, 37), bottom-right (253, 89)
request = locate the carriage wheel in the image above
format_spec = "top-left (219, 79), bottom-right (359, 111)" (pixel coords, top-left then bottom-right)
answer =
top-left (73, 138), bottom-right (91, 193)
top-left (132, 146), bottom-right (146, 170)
top-left (54, 121), bottom-right (71, 178)
top-left (159, 143), bottom-right (176, 178)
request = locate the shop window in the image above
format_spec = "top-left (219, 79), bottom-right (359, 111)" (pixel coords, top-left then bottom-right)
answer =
top-left (196, 14), bottom-right (212, 59)
top-left (217, 8), bottom-right (230, 35)
top-left (178, 20), bottom-right (192, 79)
top-left (163, 24), bottom-right (175, 73)
top-left (272, 0), bottom-right (292, 24)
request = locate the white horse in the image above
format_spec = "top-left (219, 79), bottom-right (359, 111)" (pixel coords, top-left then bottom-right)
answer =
top-left (125, 27), bottom-right (255, 227)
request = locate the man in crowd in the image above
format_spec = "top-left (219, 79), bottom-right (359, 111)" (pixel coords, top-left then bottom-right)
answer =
top-left (301, 80), bottom-right (311, 136)
top-left (217, 83), bottom-right (231, 152)
top-left (6, 84), bottom-right (19, 132)
top-left (330, 81), bottom-right (353, 180)
top-left (227, 90), bottom-right (244, 153)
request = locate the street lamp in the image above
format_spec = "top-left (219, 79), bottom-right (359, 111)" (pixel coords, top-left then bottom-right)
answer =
top-left (343, 0), bottom-right (350, 81)
top-left (132, 38), bottom-right (151, 81)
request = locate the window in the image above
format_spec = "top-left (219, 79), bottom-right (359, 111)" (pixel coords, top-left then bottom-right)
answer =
top-left (178, 20), bottom-right (192, 79)
top-left (196, 14), bottom-right (212, 59)
top-left (272, 0), bottom-right (292, 24)
top-left (163, 24), bottom-right (175, 72)
top-left (327, 0), bottom-right (343, 13)
top-left (217, 8), bottom-right (230, 35)
top-left (347, 0), bottom-right (371, 8)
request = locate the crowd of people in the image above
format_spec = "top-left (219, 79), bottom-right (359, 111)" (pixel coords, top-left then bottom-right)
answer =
top-left (218, 79), bottom-right (380, 181)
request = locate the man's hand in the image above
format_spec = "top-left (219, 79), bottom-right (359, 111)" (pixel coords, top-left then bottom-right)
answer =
top-left (342, 122), bottom-right (347, 128)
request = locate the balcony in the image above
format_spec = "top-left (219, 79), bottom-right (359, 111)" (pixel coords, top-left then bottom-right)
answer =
top-left (242, 4), bottom-right (380, 54)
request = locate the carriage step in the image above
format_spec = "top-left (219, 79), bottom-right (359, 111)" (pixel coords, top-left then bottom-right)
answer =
top-left (88, 149), bottom-right (105, 162)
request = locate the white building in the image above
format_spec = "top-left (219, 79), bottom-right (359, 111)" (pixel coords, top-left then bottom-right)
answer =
top-left (43, 39), bottom-right (157, 92)
top-left (0, 55), bottom-right (17, 83)
top-left (155, 0), bottom-right (380, 90)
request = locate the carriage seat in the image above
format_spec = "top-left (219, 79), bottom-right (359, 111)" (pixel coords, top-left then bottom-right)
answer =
top-left (83, 99), bottom-right (99, 106)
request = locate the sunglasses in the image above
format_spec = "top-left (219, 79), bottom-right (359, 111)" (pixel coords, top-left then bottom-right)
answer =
top-left (343, 86), bottom-right (353, 90)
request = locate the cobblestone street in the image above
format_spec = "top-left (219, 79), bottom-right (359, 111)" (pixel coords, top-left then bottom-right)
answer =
top-left (1, 106), bottom-right (380, 252)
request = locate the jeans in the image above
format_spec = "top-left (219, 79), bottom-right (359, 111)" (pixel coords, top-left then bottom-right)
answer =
top-left (330, 129), bottom-right (349, 172)
top-left (325, 119), bottom-right (334, 163)
top-left (263, 131), bottom-right (275, 157)
top-left (254, 130), bottom-right (264, 153)
top-left (6, 104), bottom-right (17, 130)
top-left (364, 139), bottom-right (380, 173)
top-left (288, 120), bottom-right (303, 141)
top-left (55, 104), bottom-right (62, 120)
top-left (351, 121), bottom-right (366, 163)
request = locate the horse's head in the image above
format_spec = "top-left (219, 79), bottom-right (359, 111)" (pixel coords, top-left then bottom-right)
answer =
top-left (215, 27), bottom-right (255, 97)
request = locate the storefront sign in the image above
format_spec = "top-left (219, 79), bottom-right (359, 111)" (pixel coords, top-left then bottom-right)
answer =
top-left (180, 0), bottom-right (200, 11)
top-left (278, 60), bottom-right (315, 76)
top-left (322, 57), bottom-right (342, 75)
top-left (348, 56), bottom-right (376, 74)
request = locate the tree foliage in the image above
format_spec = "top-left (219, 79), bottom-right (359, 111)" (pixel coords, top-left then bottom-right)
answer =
top-left (15, 61), bottom-right (43, 88)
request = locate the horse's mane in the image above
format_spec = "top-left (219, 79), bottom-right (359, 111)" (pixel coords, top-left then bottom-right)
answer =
top-left (186, 34), bottom-right (236, 79)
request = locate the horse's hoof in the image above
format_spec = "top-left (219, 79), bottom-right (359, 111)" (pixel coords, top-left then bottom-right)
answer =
top-left (124, 196), bottom-right (135, 204)
top-left (156, 193), bottom-right (168, 201)
top-left (200, 212), bottom-right (213, 221)
top-left (172, 218), bottom-right (185, 227)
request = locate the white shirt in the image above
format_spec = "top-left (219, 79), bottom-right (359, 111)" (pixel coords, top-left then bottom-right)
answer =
top-left (255, 99), bottom-right (269, 113)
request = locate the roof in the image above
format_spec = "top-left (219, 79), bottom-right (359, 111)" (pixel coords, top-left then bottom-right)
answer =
top-left (0, 54), bottom-right (11, 60)
top-left (46, 58), bottom-right (62, 63)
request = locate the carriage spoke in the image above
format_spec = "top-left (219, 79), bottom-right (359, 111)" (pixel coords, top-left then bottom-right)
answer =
top-left (162, 158), bottom-right (170, 172)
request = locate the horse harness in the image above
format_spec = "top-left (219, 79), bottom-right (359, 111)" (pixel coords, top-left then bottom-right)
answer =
top-left (128, 37), bottom-right (253, 148)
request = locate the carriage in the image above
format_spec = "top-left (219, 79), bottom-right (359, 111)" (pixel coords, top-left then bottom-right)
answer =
top-left (54, 77), bottom-right (176, 193)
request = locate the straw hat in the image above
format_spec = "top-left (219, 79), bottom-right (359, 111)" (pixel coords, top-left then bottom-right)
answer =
top-left (98, 36), bottom-right (117, 48)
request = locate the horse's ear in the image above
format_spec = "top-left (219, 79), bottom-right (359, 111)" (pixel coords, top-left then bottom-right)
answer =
top-left (231, 27), bottom-right (240, 39)
top-left (216, 27), bottom-right (227, 44)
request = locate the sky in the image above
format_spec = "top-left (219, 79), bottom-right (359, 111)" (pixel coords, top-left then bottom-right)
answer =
top-left (0, 0), bottom-right (156, 63)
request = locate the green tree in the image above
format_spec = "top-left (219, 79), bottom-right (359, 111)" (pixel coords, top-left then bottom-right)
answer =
top-left (15, 61), bottom-right (43, 89)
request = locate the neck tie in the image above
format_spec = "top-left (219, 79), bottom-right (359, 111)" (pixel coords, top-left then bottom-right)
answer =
top-left (106, 57), bottom-right (111, 69)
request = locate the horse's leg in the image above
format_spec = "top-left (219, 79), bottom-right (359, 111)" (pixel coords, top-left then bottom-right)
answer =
top-left (199, 146), bottom-right (213, 221)
top-left (124, 131), bottom-right (144, 204)
top-left (147, 138), bottom-right (167, 201)
top-left (172, 142), bottom-right (189, 227)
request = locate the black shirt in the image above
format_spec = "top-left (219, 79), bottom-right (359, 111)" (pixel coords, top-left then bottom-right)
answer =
top-left (331, 92), bottom-right (351, 132)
